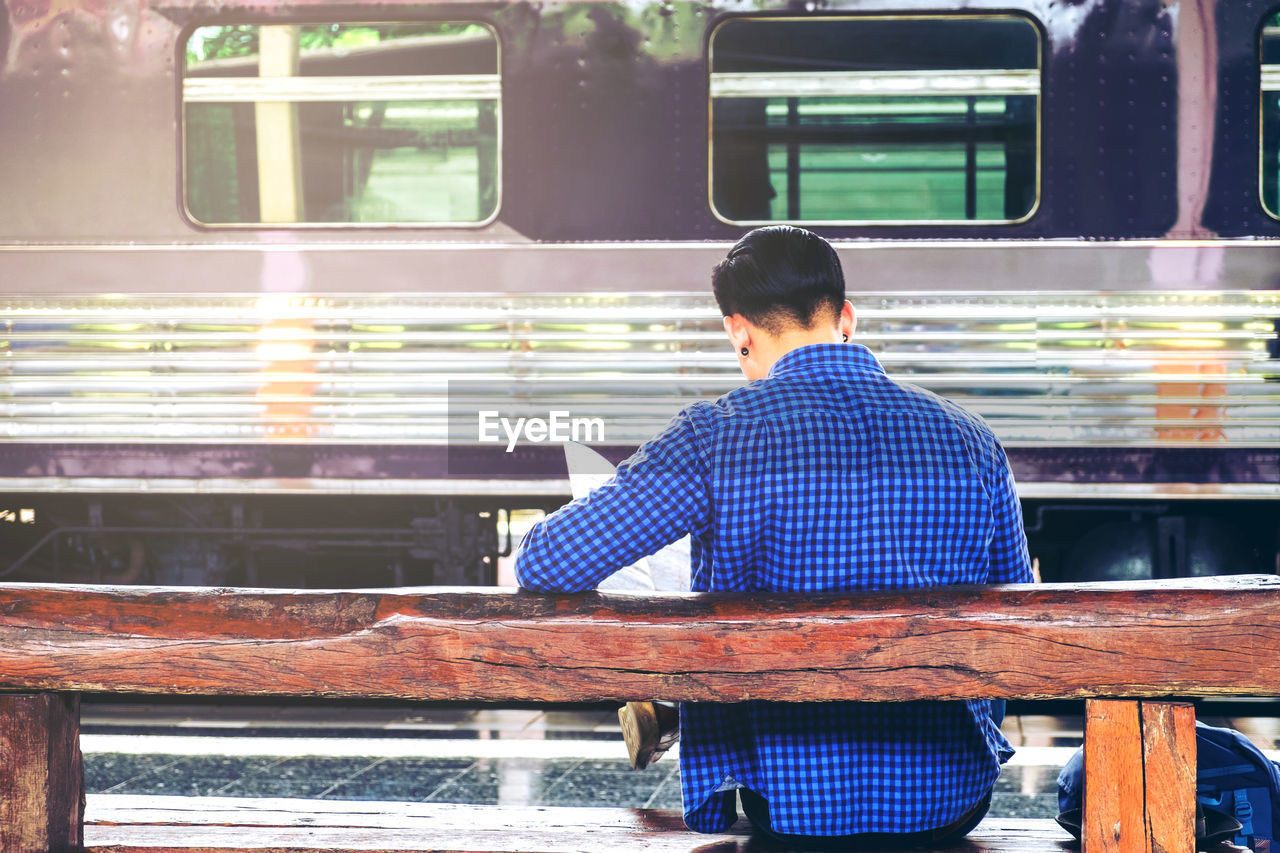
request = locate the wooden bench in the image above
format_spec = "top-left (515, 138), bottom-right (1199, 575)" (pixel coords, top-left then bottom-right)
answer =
top-left (1, 574), bottom-right (1278, 852)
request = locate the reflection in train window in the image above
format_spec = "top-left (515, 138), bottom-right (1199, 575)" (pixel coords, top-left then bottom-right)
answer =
top-left (183, 23), bottom-right (500, 226)
top-left (1262, 16), bottom-right (1280, 218)
top-left (709, 16), bottom-right (1040, 225)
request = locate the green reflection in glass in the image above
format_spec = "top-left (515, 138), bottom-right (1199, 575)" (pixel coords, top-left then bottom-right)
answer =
top-left (710, 15), bottom-right (1040, 224)
top-left (183, 23), bottom-right (499, 226)
top-left (714, 94), bottom-right (1036, 223)
top-left (185, 100), bottom-right (498, 224)
top-left (1263, 94), bottom-right (1280, 217)
top-left (186, 23), bottom-right (490, 65)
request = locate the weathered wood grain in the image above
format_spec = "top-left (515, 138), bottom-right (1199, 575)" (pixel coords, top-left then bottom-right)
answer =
top-left (1084, 699), bottom-right (1148, 853)
top-left (0, 693), bottom-right (83, 853)
top-left (80, 796), bottom-right (1074, 852)
top-left (0, 576), bottom-right (1278, 702)
top-left (1141, 702), bottom-right (1196, 853)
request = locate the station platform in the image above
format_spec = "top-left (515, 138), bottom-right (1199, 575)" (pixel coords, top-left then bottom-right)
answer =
top-left (79, 702), bottom-right (1280, 820)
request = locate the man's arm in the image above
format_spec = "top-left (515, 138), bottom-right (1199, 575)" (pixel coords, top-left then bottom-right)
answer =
top-left (986, 438), bottom-right (1033, 584)
top-left (515, 406), bottom-right (711, 593)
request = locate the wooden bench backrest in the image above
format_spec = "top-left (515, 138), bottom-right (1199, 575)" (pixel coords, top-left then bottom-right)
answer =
top-left (0, 574), bottom-right (1276, 702)
top-left (3, 575), bottom-right (1277, 852)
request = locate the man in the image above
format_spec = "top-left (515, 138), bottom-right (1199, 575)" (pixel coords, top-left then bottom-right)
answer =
top-left (515, 226), bottom-right (1033, 846)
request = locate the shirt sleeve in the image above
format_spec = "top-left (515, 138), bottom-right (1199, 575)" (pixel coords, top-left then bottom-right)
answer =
top-left (985, 436), bottom-right (1034, 584)
top-left (515, 405), bottom-right (711, 593)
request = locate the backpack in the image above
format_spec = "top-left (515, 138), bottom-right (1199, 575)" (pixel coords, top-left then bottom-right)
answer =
top-left (1056, 721), bottom-right (1280, 852)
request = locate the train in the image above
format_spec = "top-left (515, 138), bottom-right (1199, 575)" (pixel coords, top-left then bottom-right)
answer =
top-left (0, 0), bottom-right (1277, 589)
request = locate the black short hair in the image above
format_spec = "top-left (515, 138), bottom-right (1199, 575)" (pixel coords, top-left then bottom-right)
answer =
top-left (711, 226), bottom-right (845, 335)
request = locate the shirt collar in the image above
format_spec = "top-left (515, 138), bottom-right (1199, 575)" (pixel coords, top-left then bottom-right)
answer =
top-left (767, 342), bottom-right (886, 379)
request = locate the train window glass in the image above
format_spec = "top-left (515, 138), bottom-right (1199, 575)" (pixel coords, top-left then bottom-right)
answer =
top-left (709, 16), bottom-right (1040, 225)
top-left (1261, 15), bottom-right (1280, 218)
top-left (182, 23), bottom-right (499, 226)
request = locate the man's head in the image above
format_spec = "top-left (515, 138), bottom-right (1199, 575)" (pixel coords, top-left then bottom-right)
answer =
top-left (712, 226), bottom-right (854, 379)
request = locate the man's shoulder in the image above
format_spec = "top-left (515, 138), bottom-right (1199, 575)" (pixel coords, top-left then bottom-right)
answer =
top-left (899, 380), bottom-right (994, 436)
top-left (699, 372), bottom-right (991, 429)
top-left (870, 378), bottom-right (1007, 473)
top-left (690, 371), bottom-right (1004, 459)
top-left (709, 373), bottom-right (849, 418)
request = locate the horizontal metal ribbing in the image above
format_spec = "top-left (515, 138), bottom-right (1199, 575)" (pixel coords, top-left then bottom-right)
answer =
top-left (0, 292), bottom-right (1276, 448)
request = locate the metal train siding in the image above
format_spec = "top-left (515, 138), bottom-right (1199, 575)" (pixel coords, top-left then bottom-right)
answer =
top-left (0, 0), bottom-right (1277, 587)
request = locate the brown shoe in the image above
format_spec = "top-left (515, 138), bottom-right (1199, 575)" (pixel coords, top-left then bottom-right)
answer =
top-left (618, 701), bottom-right (679, 770)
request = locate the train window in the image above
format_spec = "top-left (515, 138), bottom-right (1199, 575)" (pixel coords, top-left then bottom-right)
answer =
top-left (709, 16), bottom-right (1040, 225)
top-left (1262, 16), bottom-right (1280, 218)
top-left (182, 23), bottom-right (500, 227)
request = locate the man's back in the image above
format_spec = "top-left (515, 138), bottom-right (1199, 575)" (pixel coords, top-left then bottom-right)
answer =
top-left (686, 342), bottom-right (1029, 596)
top-left (516, 341), bottom-right (1033, 836)
top-left (673, 343), bottom-right (1031, 834)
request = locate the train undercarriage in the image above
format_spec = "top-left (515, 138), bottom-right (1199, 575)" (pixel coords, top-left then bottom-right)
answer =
top-left (1, 490), bottom-right (1275, 588)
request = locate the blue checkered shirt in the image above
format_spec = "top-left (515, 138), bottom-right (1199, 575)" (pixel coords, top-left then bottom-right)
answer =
top-left (516, 343), bottom-right (1033, 836)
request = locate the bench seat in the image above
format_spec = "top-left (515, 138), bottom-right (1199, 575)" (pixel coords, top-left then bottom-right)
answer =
top-left (83, 795), bottom-right (1075, 852)
top-left (9, 577), bottom-right (1276, 852)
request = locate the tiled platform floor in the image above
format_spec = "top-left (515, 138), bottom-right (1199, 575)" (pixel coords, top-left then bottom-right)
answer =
top-left (80, 702), bottom-right (1280, 820)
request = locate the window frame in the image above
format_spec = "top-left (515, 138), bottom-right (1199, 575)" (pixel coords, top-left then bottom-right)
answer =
top-left (177, 19), bottom-right (503, 230)
top-left (705, 13), bottom-right (1044, 228)
top-left (1259, 16), bottom-right (1280, 220)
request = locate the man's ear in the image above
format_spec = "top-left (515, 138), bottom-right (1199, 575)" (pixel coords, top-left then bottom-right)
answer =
top-left (723, 314), bottom-right (753, 350)
top-left (840, 300), bottom-right (856, 339)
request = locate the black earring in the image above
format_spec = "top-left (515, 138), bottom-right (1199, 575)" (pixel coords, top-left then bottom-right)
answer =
top-left (740, 347), bottom-right (749, 357)
top-left (842, 334), bottom-right (848, 342)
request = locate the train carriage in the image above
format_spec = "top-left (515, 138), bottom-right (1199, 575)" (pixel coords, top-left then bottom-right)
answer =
top-left (0, 0), bottom-right (1277, 587)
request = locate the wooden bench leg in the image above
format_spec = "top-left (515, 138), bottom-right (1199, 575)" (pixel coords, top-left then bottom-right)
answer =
top-left (0, 693), bottom-right (84, 853)
top-left (1083, 699), bottom-right (1195, 853)
top-left (1141, 702), bottom-right (1196, 853)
